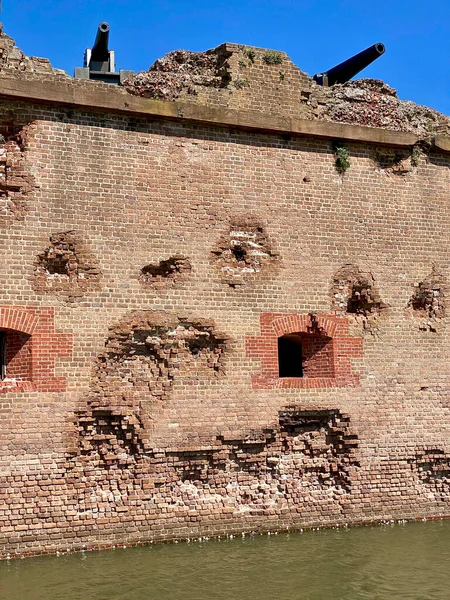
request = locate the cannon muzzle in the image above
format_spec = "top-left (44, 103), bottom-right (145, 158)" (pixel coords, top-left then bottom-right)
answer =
top-left (90, 22), bottom-right (110, 67)
top-left (313, 43), bottom-right (385, 86)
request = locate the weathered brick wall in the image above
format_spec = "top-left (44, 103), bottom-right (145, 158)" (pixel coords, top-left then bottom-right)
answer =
top-left (0, 87), bottom-right (450, 558)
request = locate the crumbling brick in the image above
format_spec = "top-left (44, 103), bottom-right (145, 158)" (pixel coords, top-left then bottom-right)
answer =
top-left (167, 409), bottom-right (359, 498)
top-left (372, 147), bottom-right (415, 175)
top-left (311, 79), bottom-right (450, 138)
top-left (408, 269), bottom-right (445, 330)
top-left (139, 256), bottom-right (191, 288)
top-left (123, 43), bottom-right (310, 119)
top-left (211, 218), bottom-right (278, 286)
top-left (274, 409), bottom-right (359, 492)
top-left (123, 48), bottom-right (232, 101)
top-left (0, 25), bottom-right (67, 78)
top-left (2, 24), bottom-right (450, 559)
top-left (332, 264), bottom-right (387, 317)
top-left (74, 407), bottom-right (147, 469)
top-left (0, 125), bottom-right (35, 223)
top-left (411, 449), bottom-right (450, 501)
top-left (92, 311), bottom-right (228, 405)
top-left (123, 42), bottom-right (450, 139)
top-left (33, 231), bottom-right (102, 301)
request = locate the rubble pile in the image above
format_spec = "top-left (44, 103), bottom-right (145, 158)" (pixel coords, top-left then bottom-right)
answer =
top-left (316, 79), bottom-right (450, 137)
top-left (123, 49), bottom-right (229, 101)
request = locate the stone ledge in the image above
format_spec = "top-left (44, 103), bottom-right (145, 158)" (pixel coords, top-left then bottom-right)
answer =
top-left (0, 75), bottom-right (445, 150)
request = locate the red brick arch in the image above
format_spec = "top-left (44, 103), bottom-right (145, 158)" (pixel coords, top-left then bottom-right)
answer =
top-left (270, 314), bottom-right (338, 338)
top-left (0, 307), bottom-right (39, 335)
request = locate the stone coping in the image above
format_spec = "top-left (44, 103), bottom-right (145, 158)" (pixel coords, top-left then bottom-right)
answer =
top-left (0, 75), bottom-right (449, 151)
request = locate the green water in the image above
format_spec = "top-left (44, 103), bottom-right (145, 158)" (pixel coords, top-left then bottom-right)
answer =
top-left (2, 521), bottom-right (450, 600)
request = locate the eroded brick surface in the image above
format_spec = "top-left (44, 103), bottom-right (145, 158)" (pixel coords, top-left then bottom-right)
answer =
top-left (123, 43), bottom-right (450, 137)
top-left (123, 48), bottom-right (232, 102)
top-left (332, 264), bottom-right (387, 316)
top-left (0, 125), bottom-right (36, 223)
top-left (408, 269), bottom-right (446, 331)
top-left (91, 311), bottom-right (228, 407)
top-left (64, 406), bottom-right (359, 533)
top-left (211, 218), bottom-right (278, 286)
top-left (411, 449), bottom-right (450, 501)
top-left (33, 231), bottom-right (101, 301)
top-left (123, 43), bottom-right (310, 119)
top-left (139, 256), bottom-right (191, 288)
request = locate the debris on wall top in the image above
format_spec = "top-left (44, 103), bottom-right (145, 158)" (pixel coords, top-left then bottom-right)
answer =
top-left (123, 42), bottom-right (450, 138)
top-left (313, 79), bottom-right (450, 137)
top-left (0, 25), bottom-right (449, 139)
top-left (122, 47), bottom-right (231, 102)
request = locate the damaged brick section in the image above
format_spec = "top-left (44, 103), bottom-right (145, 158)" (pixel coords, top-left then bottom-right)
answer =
top-left (411, 449), bottom-right (450, 501)
top-left (332, 264), bottom-right (387, 317)
top-left (66, 398), bottom-right (149, 510)
top-left (408, 269), bottom-right (445, 331)
top-left (139, 255), bottom-right (192, 288)
top-left (73, 406), bottom-right (147, 470)
top-left (123, 42), bottom-right (310, 118)
top-left (274, 409), bottom-right (359, 492)
top-left (65, 407), bottom-right (358, 521)
top-left (0, 124), bottom-right (36, 223)
top-left (92, 311), bottom-right (228, 405)
top-left (33, 231), bottom-right (102, 301)
top-left (122, 37), bottom-right (450, 139)
top-left (211, 219), bottom-right (278, 286)
top-left (168, 408), bottom-right (359, 499)
top-left (372, 147), bottom-right (417, 176)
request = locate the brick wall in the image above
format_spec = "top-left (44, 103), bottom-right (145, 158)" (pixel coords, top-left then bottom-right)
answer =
top-left (0, 84), bottom-right (450, 557)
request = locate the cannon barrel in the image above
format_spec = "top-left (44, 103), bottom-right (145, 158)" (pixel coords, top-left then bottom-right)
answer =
top-left (313, 43), bottom-right (385, 86)
top-left (91, 21), bottom-right (110, 63)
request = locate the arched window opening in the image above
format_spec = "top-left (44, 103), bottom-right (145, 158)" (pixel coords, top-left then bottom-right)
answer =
top-left (0, 328), bottom-right (32, 382)
top-left (278, 332), bottom-right (334, 379)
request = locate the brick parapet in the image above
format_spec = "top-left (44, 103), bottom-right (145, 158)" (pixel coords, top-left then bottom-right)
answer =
top-left (0, 75), bottom-right (437, 151)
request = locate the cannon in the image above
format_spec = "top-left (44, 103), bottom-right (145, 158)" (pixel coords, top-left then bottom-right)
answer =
top-left (74, 22), bottom-right (134, 85)
top-left (89, 22), bottom-right (111, 72)
top-left (313, 43), bottom-right (385, 87)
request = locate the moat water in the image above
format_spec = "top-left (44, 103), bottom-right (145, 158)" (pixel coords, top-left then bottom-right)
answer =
top-left (2, 520), bottom-right (450, 600)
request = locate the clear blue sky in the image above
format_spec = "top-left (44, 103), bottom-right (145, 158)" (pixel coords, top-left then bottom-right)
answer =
top-left (2, 0), bottom-right (450, 114)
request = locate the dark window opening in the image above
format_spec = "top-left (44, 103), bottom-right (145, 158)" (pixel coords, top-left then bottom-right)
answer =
top-left (0, 329), bottom-right (32, 382)
top-left (278, 332), bottom-right (335, 379)
top-left (278, 335), bottom-right (303, 377)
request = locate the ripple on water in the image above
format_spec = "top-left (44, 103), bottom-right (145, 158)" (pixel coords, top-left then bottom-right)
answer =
top-left (2, 521), bottom-right (450, 600)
